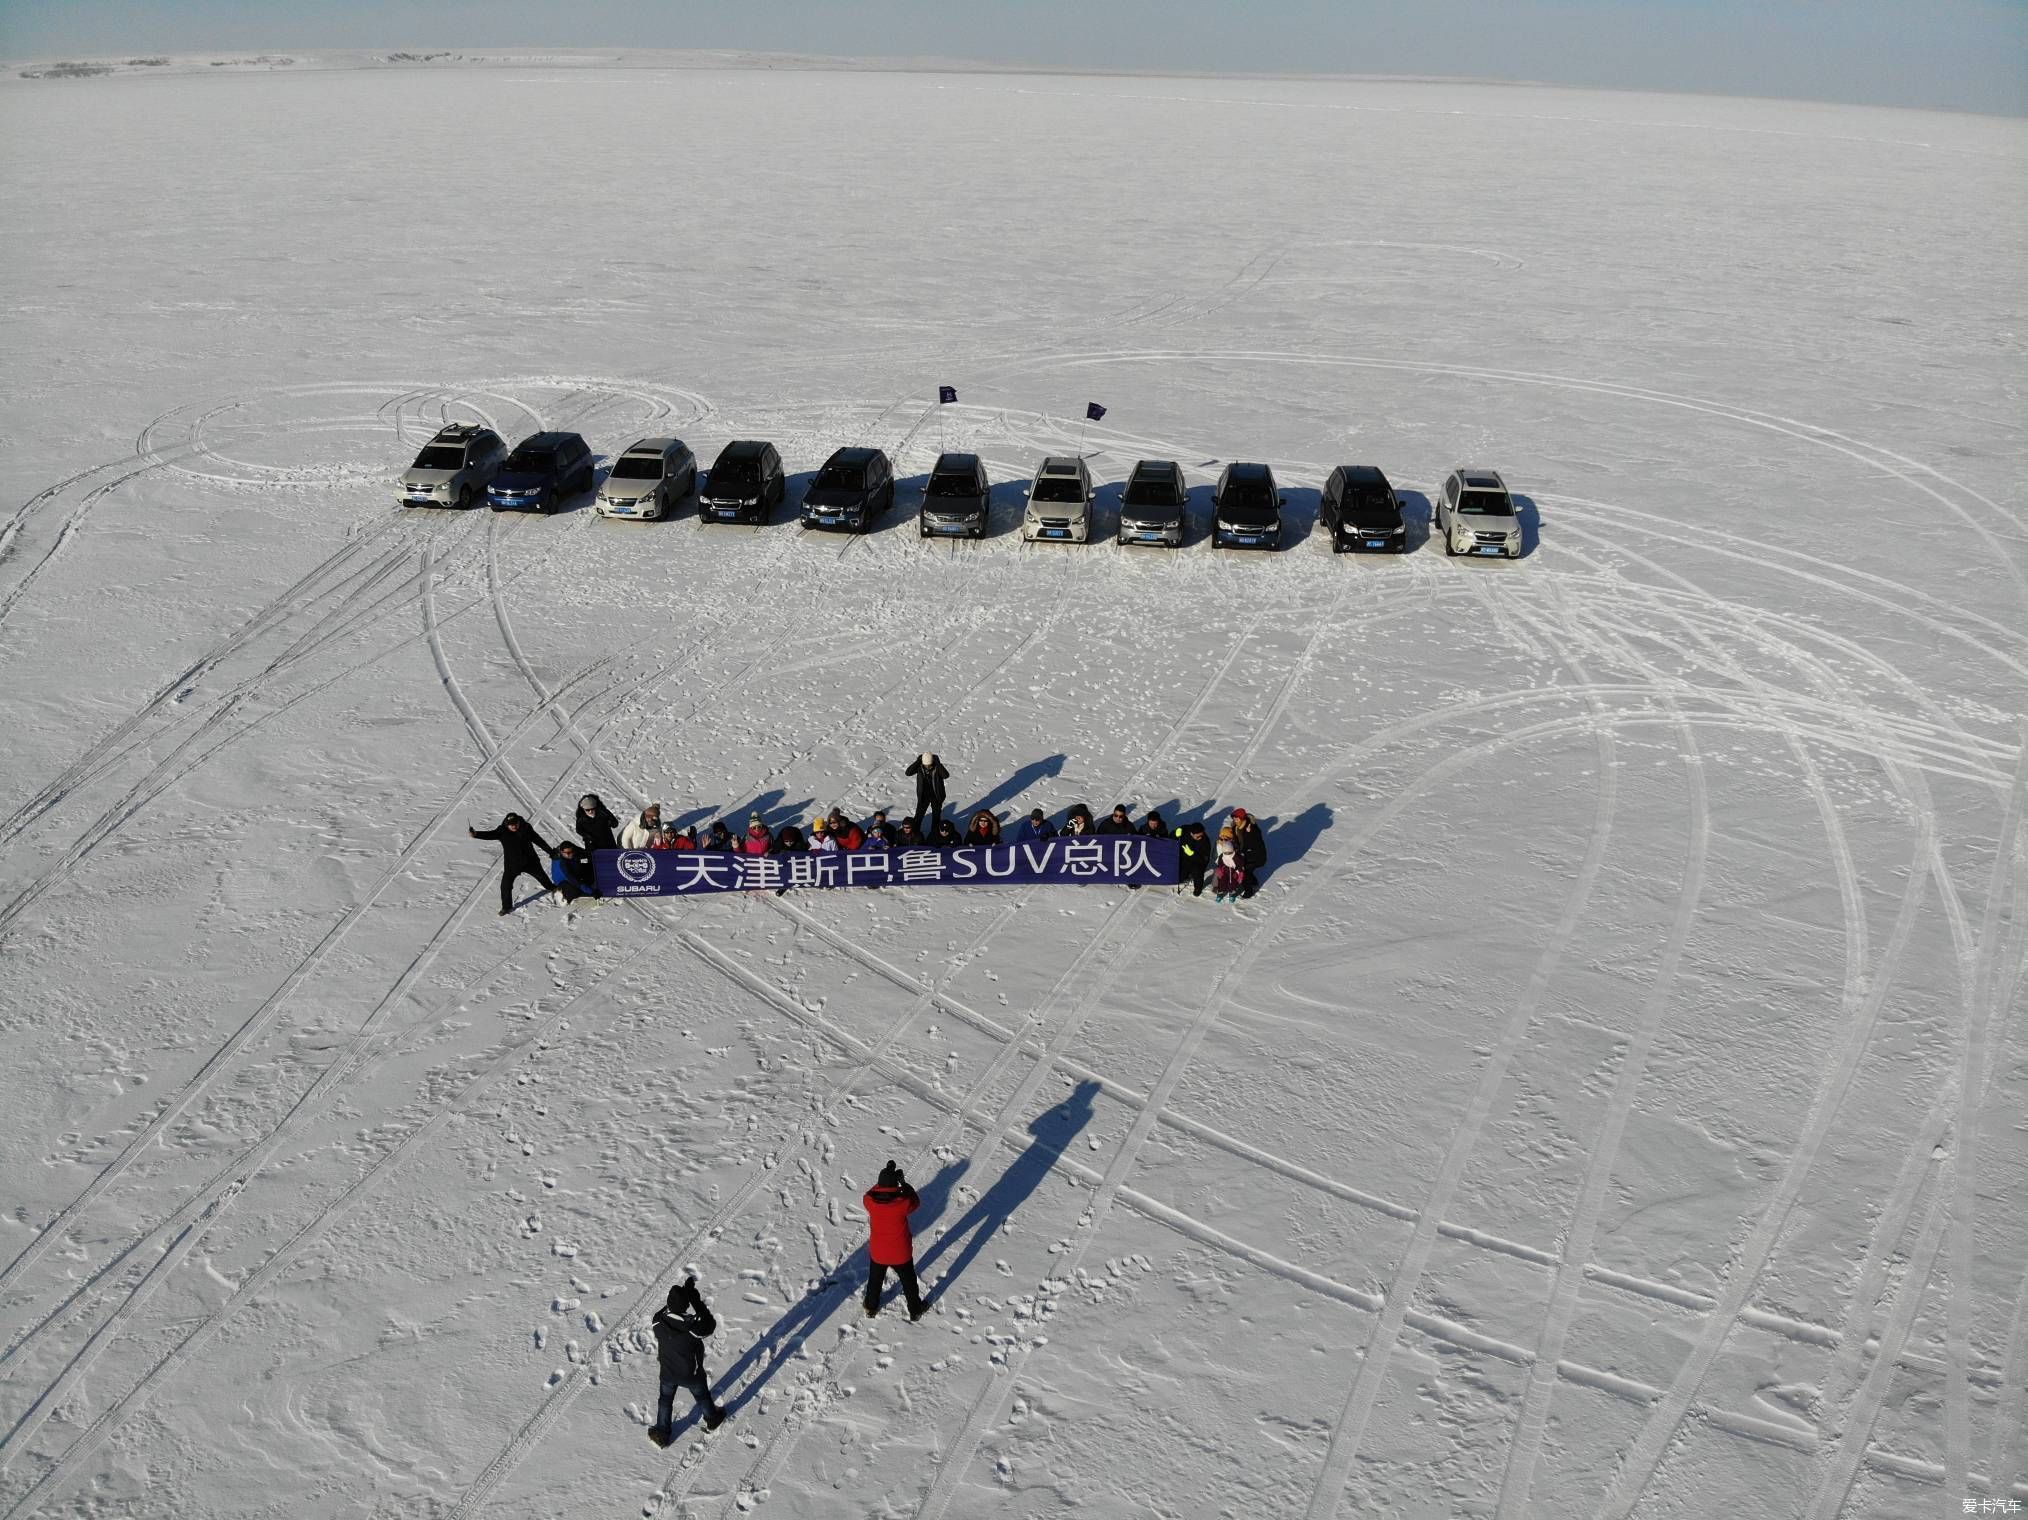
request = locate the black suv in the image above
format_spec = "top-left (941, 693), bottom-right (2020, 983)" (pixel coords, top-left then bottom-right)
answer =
top-left (801, 447), bottom-right (895, 532)
top-left (1211, 462), bottom-right (1285, 550)
top-left (1320, 465), bottom-right (1404, 553)
top-left (700, 440), bottom-right (785, 524)
top-left (1117, 459), bottom-right (1189, 548)
top-left (486, 432), bottom-right (595, 514)
top-left (919, 452), bottom-right (990, 538)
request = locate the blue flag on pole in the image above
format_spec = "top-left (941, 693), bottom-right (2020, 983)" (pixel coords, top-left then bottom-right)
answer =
top-left (938, 385), bottom-right (957, 405)
top-left (1085, 401), bottom-right (1106, 421)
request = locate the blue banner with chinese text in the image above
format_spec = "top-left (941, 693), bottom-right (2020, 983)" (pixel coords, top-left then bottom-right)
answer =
top-left (592, 837), bottom-right (1179, 897)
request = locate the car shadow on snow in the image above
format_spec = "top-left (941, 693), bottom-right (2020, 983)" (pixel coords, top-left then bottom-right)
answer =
top-left (1513, 494), bottom-right (1542, 558)
top-left (700, 1083), bottom-right (1098, 1426)
top-left (1277, 486), bottom-right (1322, 550)
top-left (1395, 489), bottom-right (1436, 554)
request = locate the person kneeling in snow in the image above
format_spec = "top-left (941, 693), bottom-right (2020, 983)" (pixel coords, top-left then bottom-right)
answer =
top-left (648, 1277), bottom-right (726, 1443)
top-left (548, 839), bottom-right (596, 902)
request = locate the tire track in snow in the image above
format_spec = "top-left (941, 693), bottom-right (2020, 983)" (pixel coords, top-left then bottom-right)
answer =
top-left (0, 554), bottom-right (616, 1338)
top-left (1302, 582), bottom-right (1708, 1520)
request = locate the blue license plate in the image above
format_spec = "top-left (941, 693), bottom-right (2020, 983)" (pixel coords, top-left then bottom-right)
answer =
top-left (1140, 532), bottom-right (1164, 542)
top-left (1474, 545), bottom-right (1503, 556)
top-left (936, 524), bottom-right (966, 535)
top-left (1365, 539), bottom-right (1386, 549)
top-left (1043, 528), bottom-right (1069, 539)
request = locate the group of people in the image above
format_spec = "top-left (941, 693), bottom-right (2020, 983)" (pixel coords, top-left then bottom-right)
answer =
top-left (648, 1158), bottom-right (930, 1445)
top-left (470, 751), bottom-right (1272, 913)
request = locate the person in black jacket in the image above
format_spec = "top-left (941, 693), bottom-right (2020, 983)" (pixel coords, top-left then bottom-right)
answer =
top-left (905, 752), bottom-right (950, 838)
top-left (1062, 803), bottom-right (1095, 836)
top-left (931, 817), bottom-right (962, 847)
top-left (1094, 804), bottom-right (1135, 836)
top-left (1175, 821), bottom-right (1212, 896)
top-left (469, 812), bottom-right (553, 915)
top-left (648, 1277), bottom-right (726, 1443)
top-left (705, 820), bottom-right (737, 852)
top-left (574, 794), bottom-right (620, 854)
top-left (1232, 807), bottom-right (1268, 898)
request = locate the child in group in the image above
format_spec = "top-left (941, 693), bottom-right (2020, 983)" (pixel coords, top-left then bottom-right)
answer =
top-left (1212, 825), bottom-right (1247, 904)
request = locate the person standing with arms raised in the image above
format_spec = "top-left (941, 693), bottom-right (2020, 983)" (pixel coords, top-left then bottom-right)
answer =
top-left (905, 752), bottom-right (950, 840)
top-left (862, 1160), bottom-right (927, 1321)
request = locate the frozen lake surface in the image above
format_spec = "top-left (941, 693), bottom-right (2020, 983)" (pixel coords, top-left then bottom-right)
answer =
top-left (0, 55), bottom-right (2024, 1519)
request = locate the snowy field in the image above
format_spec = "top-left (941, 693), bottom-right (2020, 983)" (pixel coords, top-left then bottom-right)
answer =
top-left (1, 55), bottom-right (2025, 1520)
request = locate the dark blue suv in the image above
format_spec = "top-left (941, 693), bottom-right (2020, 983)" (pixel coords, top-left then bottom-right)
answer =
top-left (487, 431), bottom-right (595, 514)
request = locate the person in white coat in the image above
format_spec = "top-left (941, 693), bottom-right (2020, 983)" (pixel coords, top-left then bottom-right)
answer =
top-left (621, 803), bottom-right (663, 850)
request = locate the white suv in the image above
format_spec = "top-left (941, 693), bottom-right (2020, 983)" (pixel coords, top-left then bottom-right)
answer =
top-left (398, 422), bottom-right (505, 509)
top-left (598, 437), bottom-right (696, 520)
top-left (1434, 468), bottom-right (1522, 558)
top-left (1022, 456), bottom-right (1094, 543)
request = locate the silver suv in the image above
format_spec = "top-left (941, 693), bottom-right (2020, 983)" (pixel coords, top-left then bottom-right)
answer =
top-left (1434, 468), bottom-right (1522, 558)
top-left (1022, 456), bottom-right (1094, 543)
top-left (598, 437), bottom-right (697, 520)
top-left (398, 422), bottom-right (505, 508)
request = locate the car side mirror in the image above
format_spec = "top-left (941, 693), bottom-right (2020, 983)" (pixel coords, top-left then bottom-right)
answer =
top-left (1278, 496), bottom-right (1288, 508)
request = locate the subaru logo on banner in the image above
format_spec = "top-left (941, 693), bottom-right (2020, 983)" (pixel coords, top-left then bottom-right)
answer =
top-left (938, 385), bottom-right (958, 404)
top-left (616, 851), bottom-right (657, 883)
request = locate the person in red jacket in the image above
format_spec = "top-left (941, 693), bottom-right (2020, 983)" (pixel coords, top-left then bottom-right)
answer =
top-left (862, 1160), bottom-right (926, 1320)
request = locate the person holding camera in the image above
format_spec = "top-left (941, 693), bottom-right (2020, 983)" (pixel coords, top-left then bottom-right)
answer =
top-left (648, 1275), bottom-right (727, 1444)
top-left (862, 1160), bottom-right (927, 1321)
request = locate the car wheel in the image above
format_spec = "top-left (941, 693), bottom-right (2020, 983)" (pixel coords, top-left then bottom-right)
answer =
top-left (456, 485), bottom-right (472, 511)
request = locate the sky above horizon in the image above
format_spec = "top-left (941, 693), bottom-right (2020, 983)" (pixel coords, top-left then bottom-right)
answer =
top-left (1, 0), bottom-right (2022, 116)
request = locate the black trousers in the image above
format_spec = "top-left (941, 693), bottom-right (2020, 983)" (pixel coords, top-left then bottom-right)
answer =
top-left (656, 1363), bottom-right (720, 1428)
top-left (1183, 858), bottom-right (1209, 896)
top-left (864, 1259), bottom-right (925, 1317)
top-left (501, 864), bottom-right (548, 912)
top-left (911, 802), bottom-right (944, 838)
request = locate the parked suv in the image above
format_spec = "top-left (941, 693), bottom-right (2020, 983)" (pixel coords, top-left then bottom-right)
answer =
top-left (1434, 468), bottom-right (1521, 558)
top-left (919, 453), bottom-right (991, 538)
top-left (398, 422), bottom-right (505, 509)
top-left (597, 437), bottom-right (696, 521)
top-left (801, 446), bottom-right (895, 532)
top-left (1320, 465), bottom-right (1404, 553)
top-left (1022, 456), bottom-right (1094, 543)
top-left (699, 440), bottom-right (785, 524)
top-left (1211, 462), bottom-right (1285, 549)
top-left (487, 431), bottom-right (594, 514)
top-left (1116, 460), bottom-right (1189, 547)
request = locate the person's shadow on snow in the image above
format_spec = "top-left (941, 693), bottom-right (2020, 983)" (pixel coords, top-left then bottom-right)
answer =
top-left (919, 1080), bottom-right (1098, 1308)
top-left (707, 1083), bottom-right (1099, 1419)
top-left (953, 754), bottom-right (1068, 824)
top-left (712, 1157), bottom-right (967, 1420)
top-left (1254, 803), bottom-right (1332, 886)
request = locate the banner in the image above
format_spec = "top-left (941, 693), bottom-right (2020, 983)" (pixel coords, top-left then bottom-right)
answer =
top-left (593, 836), bottom-right (1179, 898)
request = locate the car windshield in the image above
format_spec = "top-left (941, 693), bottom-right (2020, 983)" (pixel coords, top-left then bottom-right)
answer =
top-left (1350, 489), bottom-right (1397, 517)
top-left (504, 449), bottom-right (553, 473)
top-left (927, 473), bottom-right (979, 498)
top-left (1459, 491), bottom-right (1513, 515)
top-left (710, 463), bottom-right (757, 494)
top-left (610, 456), bottom-right (662, 480)
top-left (815, 464), bottom-right (866, 491)
top-left (1033, 478), bottom-right (1084, 503)
top-left (1221, 479), bottom-right (1277, 523)
top-left (1124, 477), bottom-right (1183, 506)
top-left (412, 446), bottom-right (464, 471)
